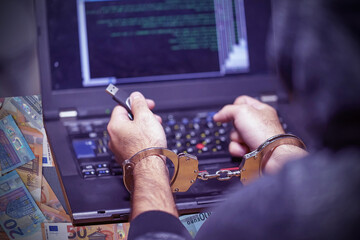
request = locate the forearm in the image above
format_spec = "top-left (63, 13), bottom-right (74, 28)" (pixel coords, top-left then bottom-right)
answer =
top-left (131, 156), bottom-right (178, 220)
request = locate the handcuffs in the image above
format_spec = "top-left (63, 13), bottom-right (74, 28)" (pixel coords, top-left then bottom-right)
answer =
top-left (122, 134), bottom-right (306, 193)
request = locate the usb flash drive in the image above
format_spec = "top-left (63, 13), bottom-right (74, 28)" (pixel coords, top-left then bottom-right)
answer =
top-left (106, 84), bottom-right (133, 120)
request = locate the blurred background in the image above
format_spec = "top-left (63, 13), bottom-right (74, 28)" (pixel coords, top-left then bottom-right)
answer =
top-left (0, 0), bottom-right (40, 97)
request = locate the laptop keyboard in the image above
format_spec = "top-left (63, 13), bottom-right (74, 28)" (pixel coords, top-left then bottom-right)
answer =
top-left (65, 110), bottom-right (232, 179)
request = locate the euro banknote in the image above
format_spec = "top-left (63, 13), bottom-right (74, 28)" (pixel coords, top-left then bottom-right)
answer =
top-left (42, 222), bottom-right (130, 240)
top-left (0, 98), bottom-right (4, 109)
top-left (0, 226), bottom-right (10, 240)
top-left (0, 171), bottom-right (45, 240)
top-left (6, 96), bottom-right (43, 130)
top-left (16, 125), bottom-right (43, 203)
top-left (41, 176), bottom-right (66, 213)
top-left (180, 212), bottom-right (212, 237)
top-left (0, 115), bottom-right (35, 175)
top-left (0, 96), bottom-right (54, 167)
top-left (40, 204), bottom-right (71, 223)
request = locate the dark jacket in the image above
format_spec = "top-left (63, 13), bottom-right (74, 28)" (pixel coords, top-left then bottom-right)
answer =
top-left (129, 0), bottom-right (360, 239)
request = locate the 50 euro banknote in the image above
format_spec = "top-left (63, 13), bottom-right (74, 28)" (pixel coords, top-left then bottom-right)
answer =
top-left (0, 171), bottom-right (45, 240)
top-left (42, 222), bottom-right (130, 240)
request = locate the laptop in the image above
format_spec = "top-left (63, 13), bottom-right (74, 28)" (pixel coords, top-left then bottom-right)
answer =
top-left (36, 0), bottom-right (287, 225)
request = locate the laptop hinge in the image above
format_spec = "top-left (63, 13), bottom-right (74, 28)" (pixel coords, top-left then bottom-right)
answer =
top-left (59, 110), bottom-right (78, 118)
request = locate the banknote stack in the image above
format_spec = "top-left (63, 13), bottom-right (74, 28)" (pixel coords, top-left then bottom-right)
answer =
top-left (0, 95), bottom-right (54, 167)
top-left (0, 95), bottom-right (210, 239)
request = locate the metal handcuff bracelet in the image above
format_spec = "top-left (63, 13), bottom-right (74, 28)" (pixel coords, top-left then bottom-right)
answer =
top-left (122, 134), bottom-right (306, 193)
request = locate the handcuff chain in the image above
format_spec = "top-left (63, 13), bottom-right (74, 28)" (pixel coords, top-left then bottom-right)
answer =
top-left (197, 169), bottom-right (242, 181)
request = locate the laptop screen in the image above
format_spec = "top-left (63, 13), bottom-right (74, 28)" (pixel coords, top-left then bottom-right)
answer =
top-left (47, 0), bottom-right (252, 90)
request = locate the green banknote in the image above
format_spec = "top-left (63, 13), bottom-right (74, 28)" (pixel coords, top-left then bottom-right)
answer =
top-left (0, 171), bottom-right (45, 240)
top-left (0, 115), bottom-right (35, 175)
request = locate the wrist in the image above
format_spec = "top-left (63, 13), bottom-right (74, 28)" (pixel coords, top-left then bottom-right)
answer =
top-left (133, 155), bottom-right (168, 178)
top-left (264, 144), bottom-right (308, 174)
top-left (131, 155), bottom-right (178, 219)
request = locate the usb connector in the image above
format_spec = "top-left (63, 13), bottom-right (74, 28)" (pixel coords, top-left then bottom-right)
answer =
top-left (106, 83), bottom-right (119, 96)
top-left (106, 84), bottom-right (133, 120)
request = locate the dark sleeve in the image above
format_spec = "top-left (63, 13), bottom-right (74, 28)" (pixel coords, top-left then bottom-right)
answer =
top-left (194, 152), bottom-right (360, 240)
top-left (128, 211), bottom-right (193, 240)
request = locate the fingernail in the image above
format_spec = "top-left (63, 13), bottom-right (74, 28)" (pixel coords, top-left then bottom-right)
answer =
top-left (131, 92), bottom-right (142, 100)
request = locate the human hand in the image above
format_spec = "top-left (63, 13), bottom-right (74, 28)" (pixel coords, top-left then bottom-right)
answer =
top-left (214, 95), bottom-right (285, 155)
top-left (214, 96), bottom-right (307, 174)
top-left (107, 92), bottom-right (167, 163)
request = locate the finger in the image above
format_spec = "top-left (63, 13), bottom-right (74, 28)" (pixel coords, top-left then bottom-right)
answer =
top-left (233, 95), bottom-right (265, 110)
top-left (107, 106), bottom-right (129, 140)
top-left (146, 99), bottom-right (155, 110)
top-left (230, 130), bottom-right (242, 142)
top-left (109, 105), bottom-right (131, 123)
top-left (154, 114), bottom-right (162, 124)
top-left (213, 105), bottom-right (239, 122)
top-left (108, 140), bottom-right (113, 153)
top-left (130, 92), bottom-right (151, 117)
top-left (228, 141), bottom-right (249, 157)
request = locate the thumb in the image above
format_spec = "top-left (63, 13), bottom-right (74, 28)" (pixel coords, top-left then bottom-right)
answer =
top-left (130, 92), bottom-right (151, 117)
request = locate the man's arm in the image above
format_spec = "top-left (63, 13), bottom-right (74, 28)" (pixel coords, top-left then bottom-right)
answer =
top-left (107, 92), bottom-right (192, 239)
top-left (131, 155), bottom-right (177, 219)
top-left (107, 92), bottom-right (178, 219)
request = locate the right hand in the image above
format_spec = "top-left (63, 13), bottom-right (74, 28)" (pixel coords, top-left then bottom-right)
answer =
top-left (213, 95), bottom-right (285, 157)
top-left (107, 92), bottom-right (166, 163)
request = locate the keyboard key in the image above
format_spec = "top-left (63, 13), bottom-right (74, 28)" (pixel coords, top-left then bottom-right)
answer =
top-left (96, 163), bottom-right (108, 169)
top-left (187, 147), bottom-right (195, 153)
top-left (181, 118), bottom-right (189, 125)
top-left (167, 119), bottom-right (176, 126)
top-left (196, 143), bottom-right (204, 150)
top-left (219, 128), bottom-right (226, 135)
top-left (207, 122), bottom-right (214, 129)
top-left (175, 132), bottom-right (182, 139)
top-left (81, 124), bottom-right (93, 133)
top-left (204, 137), bottom-right (212, 144)
top-left (83, 170), bottom-right (96, 178)
top-left (171, 149), bottom-right (179, 154)
top-left (67, 125), bottom-right (80, 135)
top-left (219, 136), bottom-right (227, 142)
top-left (193, 117), bottom-right (200, 123)
top-left (89, 132), bottom-right (97, 138)
top-left (81, 165), bottom-right (94, 171)
top-left (72, 140), bottom-right (96, 159)
top-left (97, 168), bottom-right (110, 176)
top-left (165, 126), bottom-right (172, 134)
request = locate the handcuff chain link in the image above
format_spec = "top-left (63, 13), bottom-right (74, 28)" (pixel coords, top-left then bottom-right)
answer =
top-left (197, 169), bottom-right (242, 181)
